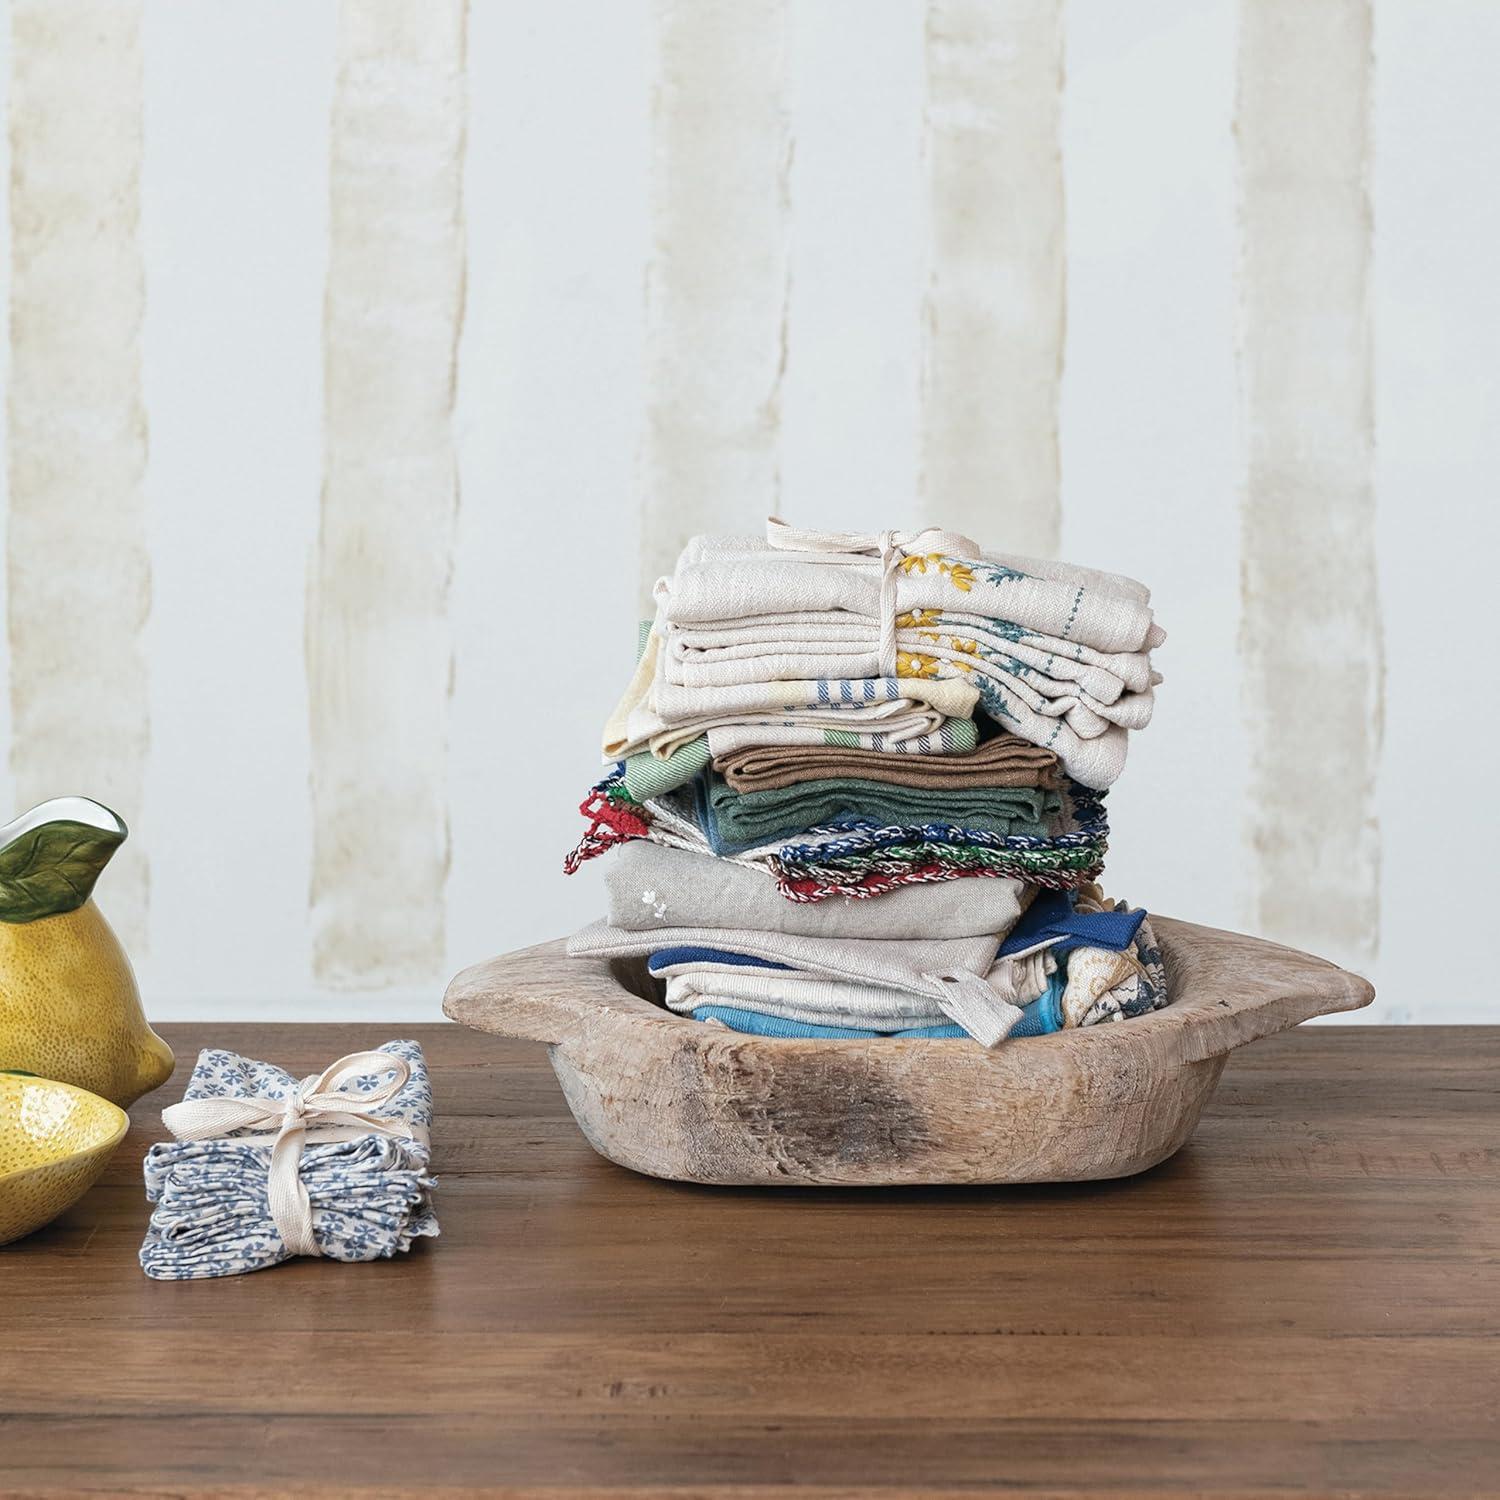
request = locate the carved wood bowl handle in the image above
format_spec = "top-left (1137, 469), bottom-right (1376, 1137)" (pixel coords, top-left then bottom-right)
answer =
top-left (1146, 917), bottom-right (1375, 1064)
top-left (444, 921), bottom-right (1375, 1064)
top-left (444, 939), bottom-right (670, 1046)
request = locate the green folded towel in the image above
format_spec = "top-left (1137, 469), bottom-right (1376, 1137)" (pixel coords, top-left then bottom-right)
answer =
top-left (699, 772), bottom-right (1060, 854)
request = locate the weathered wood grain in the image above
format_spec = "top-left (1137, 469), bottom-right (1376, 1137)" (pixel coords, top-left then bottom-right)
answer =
top-left (2, 1021), bottom-right (1496, 1496)
top-left (443, 918), bottom-right (1374, 1185)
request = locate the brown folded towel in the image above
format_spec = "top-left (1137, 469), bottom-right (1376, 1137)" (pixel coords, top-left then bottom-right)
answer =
top-left (713, 732), bottom-right (1062, 793)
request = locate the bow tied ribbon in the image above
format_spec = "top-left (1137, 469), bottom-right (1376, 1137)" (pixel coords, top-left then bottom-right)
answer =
top-left (161, 1050), bottom-right (428, 1258)
top-left (765, 517), bottom-right (983, 677)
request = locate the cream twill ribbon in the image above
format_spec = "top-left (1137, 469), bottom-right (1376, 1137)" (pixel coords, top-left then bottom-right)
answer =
top-left (160, 1050), bottom-right (429, 1258)
top-left (764, 517), bottom-right (983, 679)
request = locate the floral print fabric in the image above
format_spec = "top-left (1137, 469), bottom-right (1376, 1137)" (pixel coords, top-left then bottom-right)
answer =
top-left (655, 529), bottom-right (1165, 790)
top-left (139, 1040), bottom-right (438, 1281)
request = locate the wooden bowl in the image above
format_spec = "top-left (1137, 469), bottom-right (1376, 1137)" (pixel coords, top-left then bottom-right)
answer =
top-left (444, 918), bottom-right (1374, 1187)
top-left (0, 1071), bottom-right (129, 1244)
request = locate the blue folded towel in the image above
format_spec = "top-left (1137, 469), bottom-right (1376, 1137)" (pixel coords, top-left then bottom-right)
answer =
top-left (1007, 970), bottom-right (1066, 1036)
top-left (999, 889), bottom-right (1144, 958)
top-left (648, 945), bottom-right (793, 974)
top-left (692, 970), bottom-right (1066, 1042)
top-left (691, 1006), bottom-right (967, 1040)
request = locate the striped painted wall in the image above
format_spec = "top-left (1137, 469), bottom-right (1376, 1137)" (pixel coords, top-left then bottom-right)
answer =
top-left (2, 0), bottom-right (1495, 1022)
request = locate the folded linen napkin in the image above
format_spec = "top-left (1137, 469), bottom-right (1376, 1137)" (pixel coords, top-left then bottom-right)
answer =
top-left (666, 610), bottom-right (1156, 743)
top-left (668, 610), bottom-right (1156, 700)
top-left (712, 731), bottom-right (1060, 793)
top-left (691, 771), bottom-right (1061, 857)
top-left (694, 1005), bottom-right (966, 1039)
top-left (604, 627), bottom-right (979, 762)
top-left (634, 694), bottom-right (965, 760)
top-left (561, 767), bottom-right (1109, 898)
top-left (685, 923), bottom-right (1164, 1038)
top-left (688, 971), bottom-right (1068, 1041)
top-left (570, 918), bottom-right (1002, 996)
top-left (648, 945), bottom-right (1057, 1044)
top-left (623, 716), bottom-right (980, 802)
top-left (703, 716), bottom-right (976, 757)
top-left (667, 968), bottom-right (954, 1030)
top-left (139, 1040), bottom-right (437, 1281)
top-left (648, 525), bottom-right (1164, 787)
top-left (622, 737), bottom-right (713, 800)
top-left (1060, 903), bottom-right (1168, 1027)
top-left (604, 841), bottom-right (1028, 941)
top-left (665, 529), bottom-right (1160, 655)
top-left (774, 835), bottom-right (1105, 900)
top-left (646, 773), bottom-right (1109, 893)
top-left (770, 785), bottom-right (1110, 900)
top-left (997, 887), bottom-right (1146, 959)
top-left (568, 919), bottom-right (1047, 1044)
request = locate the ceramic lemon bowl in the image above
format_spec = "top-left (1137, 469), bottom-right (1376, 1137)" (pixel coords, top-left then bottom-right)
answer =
top-left (0, 1071), bottom-right (129, 1245)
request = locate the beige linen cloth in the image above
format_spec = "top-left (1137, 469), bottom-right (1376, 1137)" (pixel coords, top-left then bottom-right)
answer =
top-left (606, 840), bottom-right (1030, 940)
top-left (666, 523), bottom-right (1160, 651)
top-left (568, 918), bottom-right (1056, 1045)
top-left (667, 613), bottom-right (1155, 701)
top-left (702, 718), bottom-right (976, 756)
top-left (646, 522), bottom-right (1165, 788)
top-left (604, 624), bottom-right (979, 761)
top-left (658, 962), bottom-right (1056, 1041)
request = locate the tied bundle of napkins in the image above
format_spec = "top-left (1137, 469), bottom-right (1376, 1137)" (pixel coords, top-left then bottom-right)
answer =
top-left (564, 520), bottom-right (1169, 1046)
top-left (139, 1041), bottom-right (438, 1280)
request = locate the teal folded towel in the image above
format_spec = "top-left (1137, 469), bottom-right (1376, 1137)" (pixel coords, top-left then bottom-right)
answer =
top-left (692, 971), bottom-right (1065, 1041)
top-left (695, 770), bottom-right (1060, 855)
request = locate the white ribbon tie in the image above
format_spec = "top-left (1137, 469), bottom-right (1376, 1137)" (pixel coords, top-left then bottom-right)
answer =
top-left (161, 1050), bottom-right (427, 1259)
top-left (765, 517), bottom-right (982, 678)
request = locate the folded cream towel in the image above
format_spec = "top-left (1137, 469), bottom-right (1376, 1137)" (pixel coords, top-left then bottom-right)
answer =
top-left (640, 524), bottom-right (1164, 788)
top-left (603, 624), bottom-right (980, 761)
top-left (605, 841), bottom-right (1028, 940)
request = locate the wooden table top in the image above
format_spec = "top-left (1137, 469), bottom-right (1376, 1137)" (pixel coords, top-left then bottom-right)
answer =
top-left (4, 1022), bottom-right (1496, 1498)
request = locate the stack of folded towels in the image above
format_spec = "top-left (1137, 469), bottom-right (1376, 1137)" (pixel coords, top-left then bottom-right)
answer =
top-left (564, 520), bottom-right (1169, 1047)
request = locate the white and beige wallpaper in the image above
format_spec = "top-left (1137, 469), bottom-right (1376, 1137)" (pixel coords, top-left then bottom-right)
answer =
top-left (1, 0), bottom-right (1494, 1021)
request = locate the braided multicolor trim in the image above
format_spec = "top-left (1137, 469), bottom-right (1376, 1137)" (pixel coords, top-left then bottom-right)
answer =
top-left (769, 781), bottom-right (1107, 900)
top-left (562, 770), bottom-right (651, 875)
top-left (774, 859), bottom-right (1035, 904)
top-left (564, 768), bottom-right (1109, 903)
top-left (773, 847), bottom-right (1104, 902)
top-left (774, 783), bottom-right (1106, 862)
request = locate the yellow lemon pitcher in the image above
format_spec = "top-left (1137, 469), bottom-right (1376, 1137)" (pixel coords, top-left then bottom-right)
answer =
top-left (0, 797), bottom-right (172, 1108)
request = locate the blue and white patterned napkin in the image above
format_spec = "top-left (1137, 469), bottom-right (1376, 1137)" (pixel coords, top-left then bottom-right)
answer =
top-left (139, 1039), bottom-right (438, 1280)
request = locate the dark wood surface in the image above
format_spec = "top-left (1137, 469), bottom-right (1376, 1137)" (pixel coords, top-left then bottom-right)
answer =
top-left (3, 1022), bottom-right (1496, 1498)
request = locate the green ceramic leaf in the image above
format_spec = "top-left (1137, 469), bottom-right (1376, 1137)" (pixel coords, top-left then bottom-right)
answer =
top-left (0, 819), bottom-right (126, 924)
